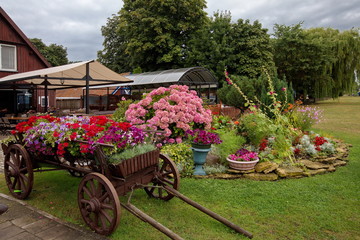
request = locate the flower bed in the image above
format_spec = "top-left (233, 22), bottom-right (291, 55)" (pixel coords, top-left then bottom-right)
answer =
top-left (11, 115), bottom-right (148, 162)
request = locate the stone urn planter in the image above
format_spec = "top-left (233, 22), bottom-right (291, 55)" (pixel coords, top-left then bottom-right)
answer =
top-left (191, 143), bottom-right (212, 175)
top-left (227, 158), bottom-right (259, 171)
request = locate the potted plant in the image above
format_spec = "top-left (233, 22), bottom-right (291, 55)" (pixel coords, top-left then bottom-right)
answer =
top-left (227, 148), bottom-right (259, 171)
top-left (185, 129), bottom-right (222, 175)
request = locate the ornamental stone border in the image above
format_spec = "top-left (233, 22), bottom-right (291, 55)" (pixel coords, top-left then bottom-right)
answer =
top-left (196, 141), bottom-right (351, 181)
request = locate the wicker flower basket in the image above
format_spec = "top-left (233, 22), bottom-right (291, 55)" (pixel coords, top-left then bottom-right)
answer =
top-left (227, 158), bottom-right (259, 171)
top-left (110, 149), bottom-right (160, 178)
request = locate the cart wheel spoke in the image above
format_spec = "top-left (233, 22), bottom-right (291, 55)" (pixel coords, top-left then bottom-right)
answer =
top-left (101, 203), bottom-right (114, 210)
top-left (99, 212), bottom-right (108, 230)
top-left (145, 154), bottom-right (180, 201)
top-left (89, 179), bottom-right (96, 196)
top-left (78, 173), bottom-right (120, 236)
top-left (162, 178), bottom-right (174, 185)
top-left (11, 177), bottom-right (18, 190)
top-left (80, 199), bottom-right (91, 205)
top-left (82, 186), bottom-right (93, 198)
top-left (19, 174), bottom-right (29, 184)
top-left (100, 209), bottom-right (113, 224)
top-left (4, 144), bottom-right (33, 200)
top-left (99, 192), bottom-right (109, 202)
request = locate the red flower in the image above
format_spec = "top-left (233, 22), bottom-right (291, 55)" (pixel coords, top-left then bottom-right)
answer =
top-left (259, 138), bottom-right (268, 151)
top-left (70, 132), bottom-right (77, 140)
top-left (53, 131), bottom-right (60, 137)
top-left (116, 122), bottom-right (132, 131)
top-left (314, 136), bottom-right (327, 146)
top-left (294, 148), bottom-right (301, 155)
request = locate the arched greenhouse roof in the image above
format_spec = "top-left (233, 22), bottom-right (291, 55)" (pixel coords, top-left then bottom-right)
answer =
top-left (89, 67), bottom-right (218, 91)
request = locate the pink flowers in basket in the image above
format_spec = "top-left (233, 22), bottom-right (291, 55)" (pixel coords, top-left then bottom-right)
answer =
top-left (228, 148), bottom-right (259, 162)
top-left (125, 85), bottom-right (212, 143)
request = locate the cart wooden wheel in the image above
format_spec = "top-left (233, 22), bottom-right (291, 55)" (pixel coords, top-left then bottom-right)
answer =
top-left (145, 153), bottom-right (180, 201)
top-left (78, 172), bottom-right (121, 236)
top-left (4, 144), bottom-right (34, 200)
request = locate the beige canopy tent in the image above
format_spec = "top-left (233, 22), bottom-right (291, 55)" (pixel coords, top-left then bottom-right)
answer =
top-left (0, 60), bottom-right (132, 114)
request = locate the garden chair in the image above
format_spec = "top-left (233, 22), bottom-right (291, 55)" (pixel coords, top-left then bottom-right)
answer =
top-left (0, 118), bottom-right (6, 135)
top-left (2, 117), bottom-right (16, 132)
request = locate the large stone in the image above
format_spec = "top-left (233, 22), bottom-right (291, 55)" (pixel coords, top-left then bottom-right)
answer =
top-left (333, 160), bottom-right (347, 167)
top-left (255, 162), bottom-right (278, 173)
top-left (243, 173), bottom-right (278, 181)
top-left (327, 166), bottom-right (336, 172)
top-left (303, 168), bottom-right (327, 176)
top-left (276, 166), bottom-right (304, 178)
top-left (318, 157), bottom-right (338, 164)
top-left (212, 173), bottom-right (243, 179)
top-left (227, 168), bottom-right (255, 174)
top-left (299, 160), bottom-right (330, 169)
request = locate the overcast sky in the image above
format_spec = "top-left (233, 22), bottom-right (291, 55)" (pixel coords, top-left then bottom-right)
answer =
top-left (1, 0), bottom-right (359, 62)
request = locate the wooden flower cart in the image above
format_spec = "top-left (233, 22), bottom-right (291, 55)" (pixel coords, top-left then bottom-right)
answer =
top-left (1, 133), bottom-right (253, 239)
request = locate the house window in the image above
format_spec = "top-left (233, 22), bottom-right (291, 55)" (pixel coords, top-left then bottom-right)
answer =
top-left (0, 44), bottom-right (17, 71)
top-left (39, 96), bottom-right (49, 107)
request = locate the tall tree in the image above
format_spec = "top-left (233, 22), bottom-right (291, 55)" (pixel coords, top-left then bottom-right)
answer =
top-left (30, 38), bottom-right (69, 66)
top-left (273, 24), bottom-right (360, 99)
top-left (230, 19), bottom-right (274, 78)
top-left (117, 0), bottom-right (208, 71)
top-left (187, 12), bottom-right (274, 81)
top-left (97, 14), bottom-right (131, 73)
top-left (186, 11), bottom-right (234, 81)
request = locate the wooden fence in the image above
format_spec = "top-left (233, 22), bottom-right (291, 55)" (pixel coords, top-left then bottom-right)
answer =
top-left (206, 104), bottom-right (241, 120)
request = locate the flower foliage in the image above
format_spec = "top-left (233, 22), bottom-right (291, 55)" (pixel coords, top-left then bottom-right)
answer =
top-left (292, 132), bottom-right (335, 156)
top-left (125, 85), bottom-right (212, 143)
top-left (12, 115), bottom-right (145, 157)
top-left (185, 129), bottom-right (222, 145)
top-left (228, 148), bottom-right (259, 162)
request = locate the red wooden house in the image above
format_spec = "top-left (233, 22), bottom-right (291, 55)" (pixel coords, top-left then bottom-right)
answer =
top-left (0, 7), bottom-right (53, 114)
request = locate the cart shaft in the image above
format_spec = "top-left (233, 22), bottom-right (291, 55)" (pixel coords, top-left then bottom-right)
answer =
top-left (121, 202), bottom-right (184, 240)
top-left (163, 185), bottom-right (253, 239)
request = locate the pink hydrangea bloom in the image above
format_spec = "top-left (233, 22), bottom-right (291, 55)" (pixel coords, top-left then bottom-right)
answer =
top-left (125, 85), bottom-right (212, 142)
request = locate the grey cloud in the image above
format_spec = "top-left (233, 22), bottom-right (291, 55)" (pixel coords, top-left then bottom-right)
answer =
top-left (1, 0), bottom-right (359, 61)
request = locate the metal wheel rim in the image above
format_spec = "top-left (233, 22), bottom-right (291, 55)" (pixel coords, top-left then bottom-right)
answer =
top-left (145, 154), bottom-right (180, 201)
top-left (4, 144), bottom-right (33, 200)
top-left (78, 172), bottom-right (121, 235)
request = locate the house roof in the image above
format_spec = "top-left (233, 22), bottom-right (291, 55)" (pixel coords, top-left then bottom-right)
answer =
top-left (0, 60), bottom-right (133, 90)
top-left (0, 7), bottom-right (51, 68)
top-left (89, 67), bottom-right (218, 90)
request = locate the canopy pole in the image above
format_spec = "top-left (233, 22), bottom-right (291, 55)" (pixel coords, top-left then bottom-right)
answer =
top-left (12, 84), bottom-right (17, 115)
top-left (44, 75), bottom-right (48, 113)
top-left (85, 63), bottom-right (90, 114)
top-left (107, 87), bottom-right (109, 111)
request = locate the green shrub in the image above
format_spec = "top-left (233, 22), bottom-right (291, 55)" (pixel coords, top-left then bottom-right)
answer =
top-left (112, 99), bottom-right (134, 122)
top-left (213, 129), bottom-right (246, 163)
top-left (238, 112), bottom-right (275, 145)
top-left (203, 164), bottom-right (227, 174)
top-left (161, 143), bottom-right (193, 177)
top-left (212, 115), bottom-right (233, 130)
top-left (108, 144), bottom-right (156, 164)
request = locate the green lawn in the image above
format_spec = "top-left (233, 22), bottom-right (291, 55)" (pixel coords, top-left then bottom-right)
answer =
top-left (1, 96), bottom-right (359, 239)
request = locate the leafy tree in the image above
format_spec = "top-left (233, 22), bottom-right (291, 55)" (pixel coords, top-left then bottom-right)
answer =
top-left (187, 12), bottom-right (274, 81)
top-left (272, 23), bottom-right (360, 99)
top-left (229, 19), bottom-right (274, 78)
top-left (97, 14), bottom-right (132, 73)
top-left (186, 11), bottom-right (234, 81)
top-left (116, 0), bottom-right (208, 71)
top-left (30, 38), bottom-right (68, 66)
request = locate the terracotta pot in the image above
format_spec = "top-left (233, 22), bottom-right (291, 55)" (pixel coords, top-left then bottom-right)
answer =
top-left (227, 158), bottom-right (259, 171)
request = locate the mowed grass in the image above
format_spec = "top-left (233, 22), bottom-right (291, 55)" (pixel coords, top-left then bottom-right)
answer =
top-left (1, 96), bottom-right (359, 239)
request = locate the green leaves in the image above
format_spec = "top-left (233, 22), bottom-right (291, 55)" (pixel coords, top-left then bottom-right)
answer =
top-left (30, 38), bottom-right (68, 66)
top-left (273, 23), bottom-right (360, 99)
